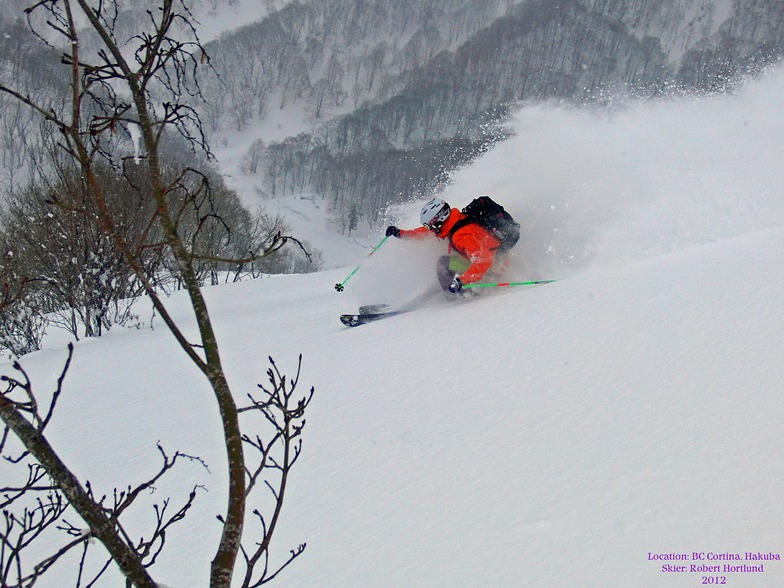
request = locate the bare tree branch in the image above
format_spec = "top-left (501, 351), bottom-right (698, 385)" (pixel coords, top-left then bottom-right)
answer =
top-left (0, 2), bottom-right (313, 586)
top-left (238, 355), bottom-right (313, 587)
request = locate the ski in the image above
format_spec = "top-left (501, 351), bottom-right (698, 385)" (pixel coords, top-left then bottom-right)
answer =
top-left (358, 303), bottom-right (392, 314)
top-left (341, 288), bottom-right (442, 327)
top-left (340, 311), bottom-right (403, 327)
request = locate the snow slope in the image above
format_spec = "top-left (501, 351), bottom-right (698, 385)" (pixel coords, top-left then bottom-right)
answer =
top-left (4, 65), bottom-right (784, 587)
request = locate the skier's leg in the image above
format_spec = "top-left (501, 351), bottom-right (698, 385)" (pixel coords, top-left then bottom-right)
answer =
top-left (436, 255), bottom-right (455, 291)
top-left (437, 255), bottom-right (478, 300)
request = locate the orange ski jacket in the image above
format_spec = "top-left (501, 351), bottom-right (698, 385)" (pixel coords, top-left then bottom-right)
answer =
top-left (399, 207), bottom-right (501, 284)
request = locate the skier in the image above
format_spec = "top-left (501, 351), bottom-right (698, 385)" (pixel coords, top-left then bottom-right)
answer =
top-left (385, 197), bottom-right (514, 296)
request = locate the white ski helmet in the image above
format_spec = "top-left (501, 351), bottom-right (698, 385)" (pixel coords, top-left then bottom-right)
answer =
top-left (420, 198), bottom-right (451, 231)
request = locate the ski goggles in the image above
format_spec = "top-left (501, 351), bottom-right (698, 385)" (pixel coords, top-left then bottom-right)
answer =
top-left (426, 218), bottom-right (445, 232)
top-left (424, 205), bottom-right (450, 232)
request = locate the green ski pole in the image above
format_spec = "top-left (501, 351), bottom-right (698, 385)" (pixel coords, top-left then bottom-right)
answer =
top-left (334, 236), bottom-right (389, 292)
top-left (462, 279), bottom-right (556, 289)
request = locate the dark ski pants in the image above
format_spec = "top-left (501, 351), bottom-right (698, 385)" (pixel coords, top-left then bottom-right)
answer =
top-left (436, 255), bottom-right (471, 291)
top-left (437, 253), bottom-right (508, 292)
top-left (436, 255), bottom-right (454, 291)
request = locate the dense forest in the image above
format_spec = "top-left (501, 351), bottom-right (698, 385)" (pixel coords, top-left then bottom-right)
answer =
top-left (2, 0), bottom-right (783, 232)
top-left (195, 0), bottom-right (784, 232)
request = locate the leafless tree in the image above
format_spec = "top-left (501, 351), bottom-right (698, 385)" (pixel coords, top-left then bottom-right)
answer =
top-left (241, 138), bottom-right (268, 175)
top-left (0, 345), bottom-right (203, 587)
top-left (0, 1), bottom-right (312, 586)
top-left (0, 347), bottom-right (312, 587)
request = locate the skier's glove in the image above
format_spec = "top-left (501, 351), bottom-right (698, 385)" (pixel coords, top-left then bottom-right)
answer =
top-left (385, 226), bottom-right (401, 238)
top-left (448, 277), bottom-right (463, 293)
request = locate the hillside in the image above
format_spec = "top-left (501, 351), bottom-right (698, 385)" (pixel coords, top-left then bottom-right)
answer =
top-left (203, 0), bottom-right (784, 239)
top-left (11, 227), bottom-right (784, 587)
top-left (4, 0), bottom-right (783, 245)
top-left (2, 63), bottom-right (784, 587)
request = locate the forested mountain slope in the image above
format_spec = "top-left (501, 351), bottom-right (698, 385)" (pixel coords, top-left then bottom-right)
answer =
top-left (1, 0), bottom-right (783, 237)
top-left (212, 0), bottom-right (782, 233)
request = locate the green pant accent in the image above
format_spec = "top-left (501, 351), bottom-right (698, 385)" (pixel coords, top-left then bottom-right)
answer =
top-left (447, 255), bottom-right (471, 272)
top-left (438, 255), bottom-right (471, 291)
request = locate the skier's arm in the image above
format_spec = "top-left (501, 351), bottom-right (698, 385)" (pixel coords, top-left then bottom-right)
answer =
top-left (398, 226), bottom-right (431, 239)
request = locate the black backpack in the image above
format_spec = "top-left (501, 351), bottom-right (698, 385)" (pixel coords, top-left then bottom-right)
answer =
top-left (448, 196), bottom-right (520, 253)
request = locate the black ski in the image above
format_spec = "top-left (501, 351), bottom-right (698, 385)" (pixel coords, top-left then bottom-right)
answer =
top-left (341, 289), bottom-right (442, 328)
top-left (358, 303), bottom-right (392, 314)
top-left (340, 311), bottom-right (402, 327)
